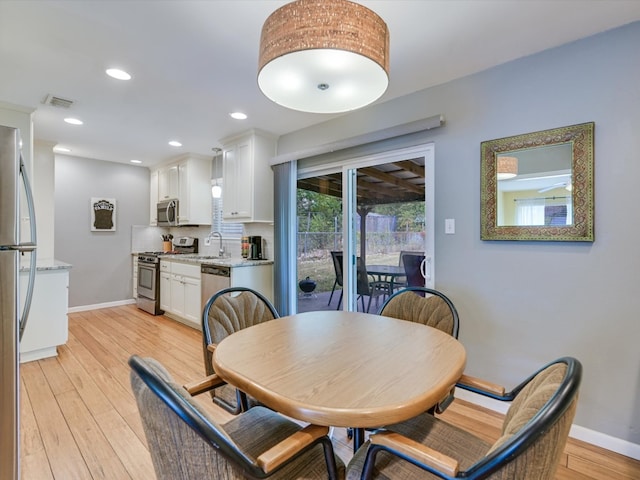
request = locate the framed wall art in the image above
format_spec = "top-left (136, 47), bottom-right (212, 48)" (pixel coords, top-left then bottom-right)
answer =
top-left (91, 197), bottom-right (116, 232)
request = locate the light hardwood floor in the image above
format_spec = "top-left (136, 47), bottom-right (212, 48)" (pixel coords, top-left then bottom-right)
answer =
top-left (19, 304), bottom-right (640, 479)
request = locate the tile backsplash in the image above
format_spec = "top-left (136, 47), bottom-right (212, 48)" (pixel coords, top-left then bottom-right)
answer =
top-left (131, 224), bottom-right (274, 259)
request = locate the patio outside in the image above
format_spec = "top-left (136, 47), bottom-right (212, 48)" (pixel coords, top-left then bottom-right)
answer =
top-left (296, 187), bottom-right (425, 312)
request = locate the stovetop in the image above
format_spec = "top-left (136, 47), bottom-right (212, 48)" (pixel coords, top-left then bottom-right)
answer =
top-left (138, 250), bottom-right (196, 263)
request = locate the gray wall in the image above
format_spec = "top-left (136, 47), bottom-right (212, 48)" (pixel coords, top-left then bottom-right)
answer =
top-left (54, 155), bottom-right (149, 307)
top-left (278, 22), bottom-right (640, 444)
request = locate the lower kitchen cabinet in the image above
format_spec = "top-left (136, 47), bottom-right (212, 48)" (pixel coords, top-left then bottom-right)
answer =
top-left (158, 258), bottom-right (274, 330)
top-left (160, 260), bottom-right (201, 328)
top-left (20, 265), bottom-right (70, 363)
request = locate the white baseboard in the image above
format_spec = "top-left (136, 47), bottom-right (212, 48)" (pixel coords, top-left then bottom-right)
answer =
top-left (68, 298), bottom-right (136, 313)
top-left (455, 389), bottom-right (640, 461)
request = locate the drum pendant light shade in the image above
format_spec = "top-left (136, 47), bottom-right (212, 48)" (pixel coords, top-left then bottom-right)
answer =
top-left (258, 0), bottom-right (389, 114)
top-left (497, 156), bottom-right (518, 180)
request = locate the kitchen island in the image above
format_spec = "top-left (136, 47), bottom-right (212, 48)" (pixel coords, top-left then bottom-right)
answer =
top-left (20, 259), bottom-right (72, 363)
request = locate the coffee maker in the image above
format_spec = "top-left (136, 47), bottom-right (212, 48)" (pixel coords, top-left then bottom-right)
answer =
top-left (248, 236), bottom-right (263, 260)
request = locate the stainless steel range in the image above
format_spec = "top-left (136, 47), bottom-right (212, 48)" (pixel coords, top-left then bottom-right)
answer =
top-left (136, 237), bottom-right (198, 315)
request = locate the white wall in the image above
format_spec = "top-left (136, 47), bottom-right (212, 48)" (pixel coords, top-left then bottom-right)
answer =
top-left (33, 141), bottom-right (55, 261)
top-left (54, 155), bottom-right (149, 307)
top-left (278, 22), bottom-right (640, 447)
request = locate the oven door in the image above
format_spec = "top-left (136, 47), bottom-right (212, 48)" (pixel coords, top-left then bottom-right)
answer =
top-left (138, 262), bottom-right (157, 300)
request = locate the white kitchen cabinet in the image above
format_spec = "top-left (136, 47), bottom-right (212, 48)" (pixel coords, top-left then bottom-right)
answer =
top-left (20, 266), bottom-right (70, 363)
top-left (158, 163), bottom-right (179, 201)
top-left (151, 155), bottom-right (211, 225)
top-left (149, 169), bottom-right (158, 225)
top-left (177, 155), bottom-right (211, 225)
top-left (220, 129), bottom-right (276, 223)
top-left (160, 260), bottom-right (201, 328)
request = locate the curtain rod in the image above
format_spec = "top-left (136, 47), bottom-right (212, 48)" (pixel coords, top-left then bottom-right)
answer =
top-left (514, 196), bottom-right (570, 202)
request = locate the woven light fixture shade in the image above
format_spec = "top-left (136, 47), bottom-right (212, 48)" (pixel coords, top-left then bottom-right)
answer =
top-left (258, 0), bottom-right (389, 113)
top-left (497, 156), bottom-right (518, 180)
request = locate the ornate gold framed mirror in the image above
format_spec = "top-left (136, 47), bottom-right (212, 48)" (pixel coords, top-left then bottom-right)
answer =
top-left (481, 122), bottom-right (594, 241)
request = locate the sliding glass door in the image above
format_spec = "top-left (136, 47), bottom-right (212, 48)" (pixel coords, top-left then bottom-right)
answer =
top-left (296, 144), bottom-right (434, 313)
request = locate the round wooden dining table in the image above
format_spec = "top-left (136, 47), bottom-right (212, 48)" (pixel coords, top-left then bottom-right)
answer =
top-left (212, 310), bottom-right (466, 450)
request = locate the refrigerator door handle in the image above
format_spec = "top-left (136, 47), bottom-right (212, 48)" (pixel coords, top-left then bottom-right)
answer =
top-left (18, 155), bottom-right (37, 340)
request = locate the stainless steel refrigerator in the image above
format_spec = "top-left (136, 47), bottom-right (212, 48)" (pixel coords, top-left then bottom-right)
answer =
top-left (0, 125), bottom-right (37, 479)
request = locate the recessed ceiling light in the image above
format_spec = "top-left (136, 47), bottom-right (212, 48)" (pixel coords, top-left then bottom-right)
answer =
top-left (64, 117), bottom-right (83, 125)
top-left (106, 68), bottom-right (132, 80)
top-left (53, 146), bottom-right (71, 152)
top-left (230, 112), bottom-right (247, 120)
top-left (168, 140), bottom-right (182, 147)
top-left (130, 159), bottom-right (142, 164)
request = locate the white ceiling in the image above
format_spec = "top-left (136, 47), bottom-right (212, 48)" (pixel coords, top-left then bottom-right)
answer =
top-left (1, 1), bottom-right (639, 167)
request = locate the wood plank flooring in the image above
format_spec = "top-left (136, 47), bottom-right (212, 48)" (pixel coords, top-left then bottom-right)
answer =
top-left (19, 304), bottom-right (640, 479)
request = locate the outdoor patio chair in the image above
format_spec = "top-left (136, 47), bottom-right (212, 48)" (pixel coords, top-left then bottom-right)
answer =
top-left (402, 253), bottom-right (427, 287)
top-left (328, 251), bottom-right (344, 307)
top-left (331, 253), bottom-right (392, 312)
top-left (346, 357), bottom-right (582, 480)
top-left (393, 251), bottom-right (422, 290)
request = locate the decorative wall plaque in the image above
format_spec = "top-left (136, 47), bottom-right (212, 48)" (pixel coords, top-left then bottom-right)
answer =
top-left (91, 198), bottom-right (116, 232)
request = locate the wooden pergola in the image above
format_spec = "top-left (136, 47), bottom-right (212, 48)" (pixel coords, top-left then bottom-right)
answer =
top-left (297, 158), bottom-right (426, 257)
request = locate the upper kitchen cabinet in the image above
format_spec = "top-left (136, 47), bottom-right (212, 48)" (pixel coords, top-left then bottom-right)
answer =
top-left (220, 129), bottom-right (276, 223)
top-left (150, 154), bottom-right (212, 226)
top-left (149, 169), bottom-right (159, 225)
top-left (158, 163), bottom-right (179, 201)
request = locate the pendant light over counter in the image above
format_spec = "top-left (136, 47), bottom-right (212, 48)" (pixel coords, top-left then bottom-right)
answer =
top-left (211, 148), bottom-right (222, 198)
top-left (258, 0), bottom-right (390, 114)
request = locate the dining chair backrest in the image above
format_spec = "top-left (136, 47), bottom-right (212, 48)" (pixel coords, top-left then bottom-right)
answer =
top-left (402, 253), bottom-right (426, 287)
top-left (349, 357), bottom-right (582, 479)
top-left (459, 357), bottom-right (581, 479)
top-left (379, 286), bottom-right (459, 338)
top-left (330, 251), bottom-right (344, 287)
top-left (202, 287), bottom-right (279, 413)
top-left (130, 355), bottom-right (343, 480)
top-left (129, 355), bottom-right (254, 479)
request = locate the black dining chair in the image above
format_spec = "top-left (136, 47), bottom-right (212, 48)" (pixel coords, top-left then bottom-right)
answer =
top-left (201, 286), bottom-right (279, 414)
top-left (347, 357), bottom-right (582, 480)
top-left (129, 355), bottom-right (344, 480)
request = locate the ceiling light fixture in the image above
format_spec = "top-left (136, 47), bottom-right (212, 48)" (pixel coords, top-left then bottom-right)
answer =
top-left (258, 0), bottom-right (390, 114)
top-left (230, 112), bottom-right (248, 120)
top-left (64, 117), bottom-right (83, 125)
top-left (53, 146), bottom-right (71, 153)
top-left (168, 140), bottom-right (182, 147)
top-left (497, 156), bottom-right (518, 180)
top-left (106, 68), bottom-right (132, 80)
top-left (130, 159), bottom-right (142, 164)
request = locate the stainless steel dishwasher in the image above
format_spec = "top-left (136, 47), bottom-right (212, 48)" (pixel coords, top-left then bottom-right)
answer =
top-left (201, 264), bottom-right (231, 307)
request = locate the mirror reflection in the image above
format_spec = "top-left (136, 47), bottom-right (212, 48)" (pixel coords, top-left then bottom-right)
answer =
top-left (480, 122), bottom-right (594, 242)
top-left (497, 143), bottom-right (573, 227)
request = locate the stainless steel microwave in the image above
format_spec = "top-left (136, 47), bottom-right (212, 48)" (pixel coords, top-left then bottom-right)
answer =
top-left (157, 199), bottom-right (178, 226)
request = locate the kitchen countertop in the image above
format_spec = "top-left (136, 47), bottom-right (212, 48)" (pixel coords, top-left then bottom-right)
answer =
top-left (132, 252), bottom-right (273, 268)
top-left (21, 259), bottom-right (73, 272)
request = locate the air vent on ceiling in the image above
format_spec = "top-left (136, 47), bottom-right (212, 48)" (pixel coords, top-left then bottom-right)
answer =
top-left (43, 94), bottom-right (74, 109)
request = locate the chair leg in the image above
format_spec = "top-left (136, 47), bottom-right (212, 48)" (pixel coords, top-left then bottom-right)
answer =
top-left (327, 280), bottom-right (337, 305)
top-left (336, 291), bottom-right (343, 310)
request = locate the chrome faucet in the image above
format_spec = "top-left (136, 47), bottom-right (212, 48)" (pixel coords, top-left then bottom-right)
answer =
top-left (207, 231), bottom-right (225, 257)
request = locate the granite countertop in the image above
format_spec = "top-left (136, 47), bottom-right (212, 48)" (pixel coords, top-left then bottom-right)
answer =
top-left (20, 259), bottom-right (73, 272)
top-left (132, 252), bottom-right (273, 268)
